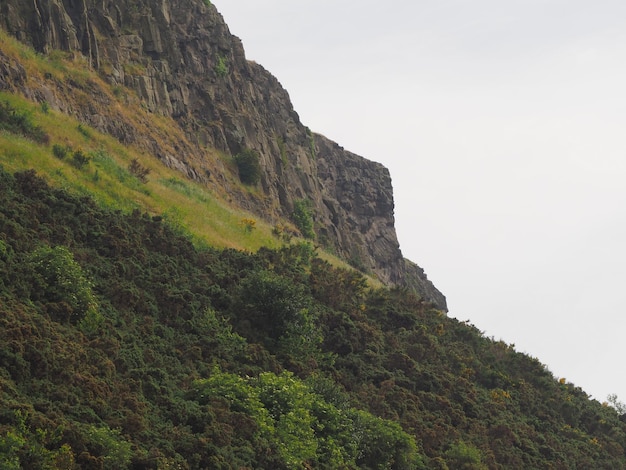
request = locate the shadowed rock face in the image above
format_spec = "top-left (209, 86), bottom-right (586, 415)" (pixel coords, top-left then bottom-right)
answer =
top-left (0, 0), bottom-right (446, 310)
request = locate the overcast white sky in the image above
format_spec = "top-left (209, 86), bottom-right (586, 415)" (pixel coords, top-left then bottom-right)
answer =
top-left (212, 0), bottom-right (626, 403)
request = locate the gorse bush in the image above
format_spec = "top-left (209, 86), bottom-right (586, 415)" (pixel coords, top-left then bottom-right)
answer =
top-left (0, 166), bottom-right (625, 468)
top-left (52, 143), bottom-right (69, 159)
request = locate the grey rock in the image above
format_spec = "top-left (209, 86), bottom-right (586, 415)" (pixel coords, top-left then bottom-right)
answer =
top-left (0, 0), bottom-right (446, 310)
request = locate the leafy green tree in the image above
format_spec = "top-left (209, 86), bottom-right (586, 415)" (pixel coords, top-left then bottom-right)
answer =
top-left (83, 425), bottom-right (132, 469)
top-left (353, 409), bottom-right (425, 470)
top-left (0, 410), bottom-right (75, 470)
top-left (27, 245), bottom-right (99, 322)
top-left (445, 441), bottom-right (488, 470)
top-left (257, 372), bottom-right (318, 466)
top-left (607, 394), bottom-right (626, 415)
top-left (234, 270), bottom-right (311, 347)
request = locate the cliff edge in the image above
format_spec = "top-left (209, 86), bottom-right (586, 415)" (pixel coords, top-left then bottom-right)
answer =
top-left (0, 0), bottom-right (446, 310)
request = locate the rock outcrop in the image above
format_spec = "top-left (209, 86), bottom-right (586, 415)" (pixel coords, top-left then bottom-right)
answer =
top-left (0, 0), bottom-right (446, 309)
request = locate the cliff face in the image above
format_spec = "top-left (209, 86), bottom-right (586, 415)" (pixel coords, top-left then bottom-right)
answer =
top-left (0, 0), bottom-right (446, 309)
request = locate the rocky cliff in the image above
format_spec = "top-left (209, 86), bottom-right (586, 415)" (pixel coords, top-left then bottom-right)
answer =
top-left (0, 0), bottom-right (446, 309)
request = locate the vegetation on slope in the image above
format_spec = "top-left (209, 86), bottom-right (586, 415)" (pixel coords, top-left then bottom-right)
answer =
top-left (0, 19), bottom-right (625, 470)
top-left (0, 165), bottom-right (625, 469)
top-left (0, 89), bottom-right (282, 251)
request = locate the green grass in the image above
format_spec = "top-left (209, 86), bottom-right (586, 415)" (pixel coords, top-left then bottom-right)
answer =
top-left (0, 90), bottom-right (282, 252)
top-left (0, 30), bottom-right (377, 277)
top-left (0, 93), bottom-right (377, 278)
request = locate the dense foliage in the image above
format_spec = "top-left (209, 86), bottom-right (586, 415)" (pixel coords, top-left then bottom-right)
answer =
top-left (291, 199), bottom-right (315, 240)
top-left (0, 166), bottom-right (625, 469)
top-left (234, 149), bottom-right (262, 186)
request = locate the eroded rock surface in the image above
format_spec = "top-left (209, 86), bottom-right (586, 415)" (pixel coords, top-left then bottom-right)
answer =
top-left (0, 0), bottom-right (446, 309)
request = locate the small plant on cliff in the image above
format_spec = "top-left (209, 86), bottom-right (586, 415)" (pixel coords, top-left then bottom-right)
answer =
top-left (234, 148), bottom-right (262, 185)
top-left (306, 127), bottom-right (316, 160)
top-left (215, 55), bottom-right (228, 77)
top-left (292, 199), bottom-right (315, 239)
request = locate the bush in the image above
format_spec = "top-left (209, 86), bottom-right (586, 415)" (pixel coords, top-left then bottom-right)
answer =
top-left (128, 158), bottom-right (151, 183)
top-left (234, 148), bottom-right (262, 185)
top-left (292, 199), bottom-right (315, 239)
top-left (215, 55), bottom-right (228, 77)
top-left (70, 149), bottom-right (90, 169)
top-left (445, 441), bottom-right (488, 470)
top-left (27, 245), bottom-right (99, 322)
top-left (52, 143), bottom-right (68, 160)
top-left (234, 270), bottom-right (310, 345)
top-left (83, 425), bottom-right (132, 469)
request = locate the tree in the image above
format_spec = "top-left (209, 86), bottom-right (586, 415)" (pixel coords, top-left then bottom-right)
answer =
top-left (445, 441), bottom-right (488, 470)
top-left (27, 245), bottom-right (99, 322)
top-left (234, 270), bottom-right (310, 347)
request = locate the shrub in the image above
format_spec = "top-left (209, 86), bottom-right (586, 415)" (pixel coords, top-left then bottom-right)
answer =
top-left (52, 143), bottom-right (68, 159)
top-left (234, 270), bottom-right (310, 345)
top-left (0, 410), bottom-right (76, 469)
top-left (445, 440), bottom-right (488, 470)
top-left (292, 199), bottom-right (315, 239)
top-left (70, 149), bottom-right (90, 169)
top-left (240, 218), bottom-right (256, 233)
top-left (234, 148), bottom-right (262, 185)
top-left (128, 158), bottom-right (151, 183)
top-left (353, 409), bottom-right (425, 469)
top-left (83, 425), bottom-right (133, 469)
top-left (27, 245), bottom-right (99, 322)
top-left (215, 55), bottom-right (228, 77)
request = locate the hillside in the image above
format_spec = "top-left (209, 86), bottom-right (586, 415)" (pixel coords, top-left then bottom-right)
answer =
top-left (1, 0), bottom-right (626, 469)
top-left (0, 0), bottom-right (445, 309)
top-left (0, 165), bottom-right (625, 468)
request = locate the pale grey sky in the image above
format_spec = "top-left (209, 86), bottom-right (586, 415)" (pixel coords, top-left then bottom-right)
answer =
top-left (212, 0), bottom-right (626, 403)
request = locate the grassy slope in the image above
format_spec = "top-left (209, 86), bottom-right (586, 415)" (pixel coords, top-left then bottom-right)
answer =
top-left (0, 28), bottom-right (371, 281)
top-left (0, 90), bottom-right (281, 252)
